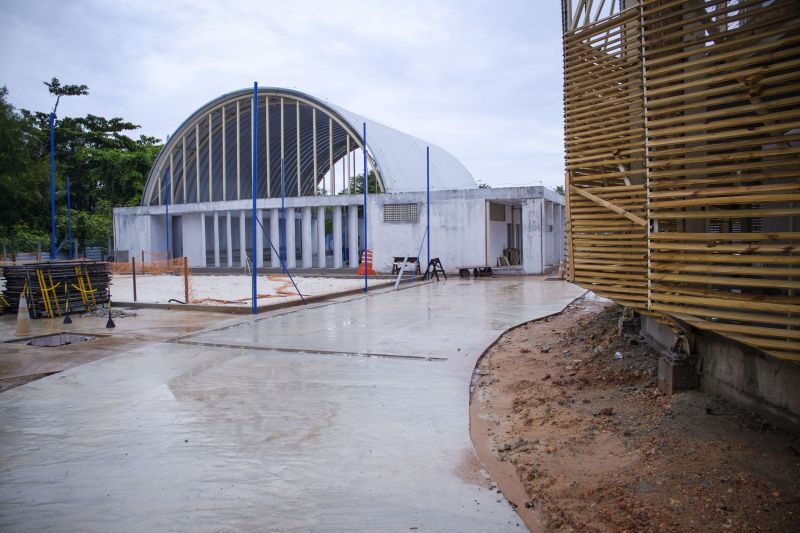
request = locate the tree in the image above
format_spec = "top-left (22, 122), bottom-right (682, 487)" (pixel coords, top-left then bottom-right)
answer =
top-left (0, 82), bottom-right (162, 254)
top-left (44, 77), bottom-right (89, 113)
top-left (478, 181), bottom-right (491, 188)
top-left (555, 185), bottom-right (565, 195)
top-left (343, 170), bottom-right (380, 194)
top-left (0, 86), bottom-right (50, 248)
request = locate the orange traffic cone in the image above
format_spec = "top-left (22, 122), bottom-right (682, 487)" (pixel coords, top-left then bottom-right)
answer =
top-left (356, 249), bottom-right (376, 276)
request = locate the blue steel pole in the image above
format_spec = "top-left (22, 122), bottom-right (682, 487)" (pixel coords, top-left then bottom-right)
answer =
top-left (164, 167), bottom-right (170, 258)
top-left (363, 122), bottom-right (368, 293)
top-left (251, 82), bottom-right (259, 315)
top-left (281, 157), bottom-right (286, 262)
top-left (49, 112), bottom-right (56, 259)
top-left (67, 175), bottom-right (72, 259)
top-left (426, 146), bottom-right (430, 269)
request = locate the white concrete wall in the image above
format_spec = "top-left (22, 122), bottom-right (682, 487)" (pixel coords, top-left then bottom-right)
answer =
top-left (181, 214), bottom-right (205, 266)
top-left (522, 198), bottom-right (544, 274)
top-left (113, 212), bottom-right (167, 261)
top-left (366, 195), bottom-right (486, 273)
top-left (114, 186), bottom-right (562, 273)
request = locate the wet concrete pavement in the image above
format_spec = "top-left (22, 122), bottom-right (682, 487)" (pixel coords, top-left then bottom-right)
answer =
top-left (0, 278), bottom-right (584, 532)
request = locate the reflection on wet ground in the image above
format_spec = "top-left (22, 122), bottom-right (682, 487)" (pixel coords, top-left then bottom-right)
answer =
top-left (0, 278), bottom-right (584, 532)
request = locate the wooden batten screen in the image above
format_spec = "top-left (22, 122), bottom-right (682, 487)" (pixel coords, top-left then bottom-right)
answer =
top-left (564, 8), bottom-right (648, 310)
top-left (644, 0), bottom-right (800, 361)
top-left (564, 0), bottom-right (800, 361)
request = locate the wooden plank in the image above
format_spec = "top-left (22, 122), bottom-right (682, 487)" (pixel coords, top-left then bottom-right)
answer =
top-left (650, 232), bottom-right (800, 241)
top-left (650, 272), bottom-right (800, 290)
top-left (650, 302), bottom-right (800, 327)
top-left (570, 186), bottom-right (647, 226)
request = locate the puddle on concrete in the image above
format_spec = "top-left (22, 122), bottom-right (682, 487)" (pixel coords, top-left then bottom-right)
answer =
top-left (27, 333), bottom-right (96, 347)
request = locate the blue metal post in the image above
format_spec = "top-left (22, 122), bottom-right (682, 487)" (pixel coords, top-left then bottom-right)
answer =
top-left (280, 157), bottom-right (286, 262)
top-left (164, 167), bottom-right (171, 258)
top-left (67, 175), bottom-right (72, 259)
top-left (426, 146), bottom-right (430, 268)
top-left (251, 82), bottom-right (259, 315)
top-left (363, 122), bottom-right (368, 293)
top-left (49, 112), bottom-right (56, 259)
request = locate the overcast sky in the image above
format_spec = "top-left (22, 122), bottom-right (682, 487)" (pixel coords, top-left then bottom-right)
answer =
top-left (1, 0), bottom-right (565, 189)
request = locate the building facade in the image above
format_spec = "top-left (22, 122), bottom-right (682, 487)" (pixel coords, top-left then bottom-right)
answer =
top-left (114, 87), bottom-right (564, 274)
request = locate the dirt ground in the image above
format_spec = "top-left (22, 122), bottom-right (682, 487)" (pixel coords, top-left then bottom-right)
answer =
top-left (470, 297), bottom-right (800, 532)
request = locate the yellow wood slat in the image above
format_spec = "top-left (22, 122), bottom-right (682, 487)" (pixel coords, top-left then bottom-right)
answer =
top-left (650, 242), bottom-right (798, 253)
top-left (650, 232), bottom-right (800, 241)
top-left (650, 193), bottom-right (800, 209)
top-left (650, 272), bottom-right (800, 290)
top-left (651, 262), bottom-right (800, 277)
top-left (650, 302), bottom-right (800, 327)
top-left (651, 207), bottom-right (800, 220)
top-left (645, 22), bottom-right (800, 72)
top-left (650, 289), bottom-right (800, 314)
top-left (650, 253), bottom-right (800, 265)
top-left (648, 183), bottom-right (800, 200)
top-left (646, 45), bottom-right (800, 89)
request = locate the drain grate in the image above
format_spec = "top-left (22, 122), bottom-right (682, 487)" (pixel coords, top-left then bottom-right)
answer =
top-left (27, 333), bottom-right (96, 347)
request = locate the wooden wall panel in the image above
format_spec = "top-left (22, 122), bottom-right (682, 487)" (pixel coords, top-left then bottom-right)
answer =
top-left (643, 0), bottom-right (800, 360)
top-left (563, 8), bottom-right (649, 310)
top-left (564, 0), bottom-right (800, 361)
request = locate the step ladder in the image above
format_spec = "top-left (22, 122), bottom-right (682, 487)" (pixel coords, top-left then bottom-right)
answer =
top-left (424, 258), bottom-right (447, 281)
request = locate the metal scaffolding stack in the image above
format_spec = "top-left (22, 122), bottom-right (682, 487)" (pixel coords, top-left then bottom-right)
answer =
top-left (1, 260), bottom-right (111, 318)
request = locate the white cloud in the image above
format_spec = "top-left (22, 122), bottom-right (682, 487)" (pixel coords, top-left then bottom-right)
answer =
top-left (0, 0), bottom-right (566, 188)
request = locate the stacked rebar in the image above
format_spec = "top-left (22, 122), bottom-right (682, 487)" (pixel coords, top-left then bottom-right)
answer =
top-left (1, 260), bottom-right (111, 318)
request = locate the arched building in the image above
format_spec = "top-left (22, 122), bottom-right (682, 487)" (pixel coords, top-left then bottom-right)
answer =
top-left (114, 87), bottom-right (564, 273)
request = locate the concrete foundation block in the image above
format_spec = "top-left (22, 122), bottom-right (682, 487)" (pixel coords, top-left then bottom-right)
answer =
top-left (658, 356), bottom-right (696, 396)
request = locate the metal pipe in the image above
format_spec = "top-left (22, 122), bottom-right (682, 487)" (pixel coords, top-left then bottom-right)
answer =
top-left (427, 146), bottom-right (430, 267)
top-left (363, 122), bottom-right (368, 293)
top-left (131, 257), bottom-right (137, 302)
top-left (50, 112), bottom-right (56, 259)
top-left (165, 167), bottom-right (170, 258)
top-left (281, 158), bottom-right (286, 262)
top-left (251, 82), bottom-right (258, 315)
top-left (67, 175), bottom-right (72, 259)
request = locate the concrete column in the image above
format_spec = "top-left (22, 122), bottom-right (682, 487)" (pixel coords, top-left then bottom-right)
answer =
top-left (560, 204), bottom-right (567, 262)
top-left (555, 204), bottom-right (564, 263)
top-left (332, 206), bottom-right (342, 268)
top-left (544, 201), bottom-right (553, 267)
top-left (316, 206), bottom-right (326, 268)
top-left (239, 210), bottom-right (247, 268)
top-left (256, 209), bottom-right (264, 268)
top-left (226, 211), bottom-right (233, 267)
top-left (285, 207), bottom-right (296, 268)
top-left (213, 213), bottom-right (220, 267)
top-left (348, 205), bottom-right (359, 268)
top-left (270, 209), bottom-right (280, 268)
top-left (522, 198), bottom-right (544, 274)
top-left (199, 214), bottom-right (207, 267)
top-left (301, 206), bottom-right (312, 268)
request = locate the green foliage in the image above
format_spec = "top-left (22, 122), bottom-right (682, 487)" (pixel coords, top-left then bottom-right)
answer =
top-left (555, 185), bottom-right (565, 195)
top-left (478, 181), bottom-right (491, 188)
top-left (343, 170), bottom-right (379, 195)
top-left (0, 81), bottom-right (162, 253)
top-left (44, 77), bottom-right (89, 98)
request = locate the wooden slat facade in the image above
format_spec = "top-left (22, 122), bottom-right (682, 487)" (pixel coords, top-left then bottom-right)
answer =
top-left (564, 0), bottom-right (800, 361)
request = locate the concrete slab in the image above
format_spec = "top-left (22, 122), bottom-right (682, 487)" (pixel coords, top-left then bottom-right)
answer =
top-left (0, 278), bottom-right (584, 532)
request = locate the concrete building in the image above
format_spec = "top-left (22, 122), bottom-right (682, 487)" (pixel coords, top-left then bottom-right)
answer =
top-left (114, 87), bottom-right (564, 273)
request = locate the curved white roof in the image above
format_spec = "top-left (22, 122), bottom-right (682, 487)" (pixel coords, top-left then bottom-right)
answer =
top-left (142, 87), bottom-right (476, 206)
top-left (327, 101), bottom-right (477, 193)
